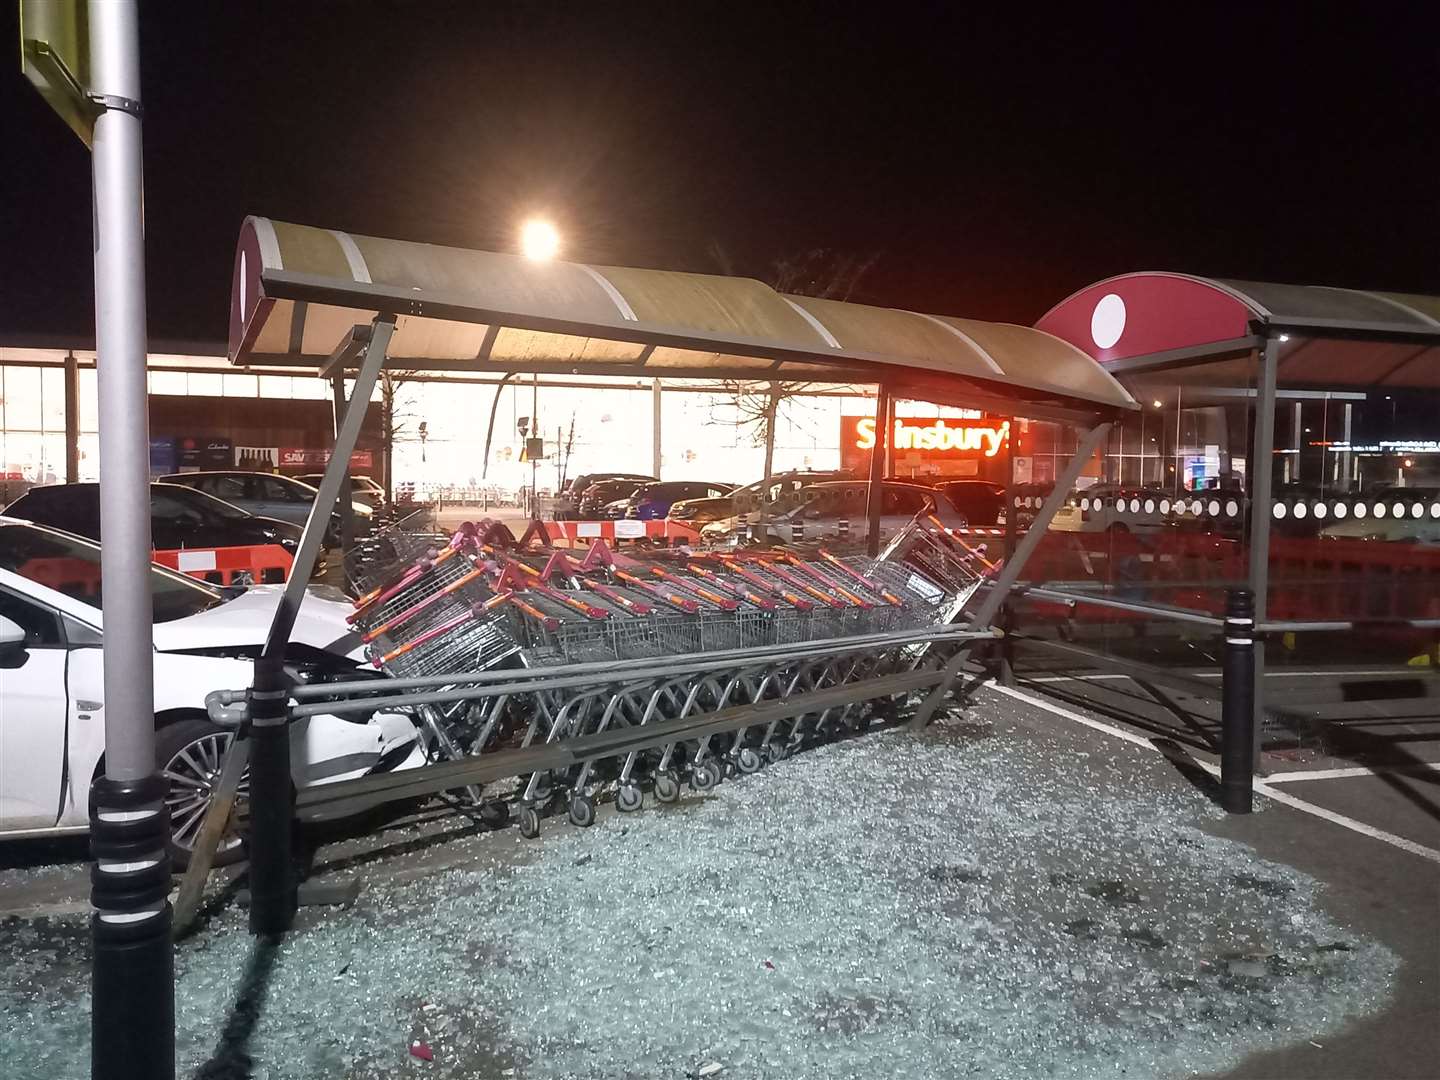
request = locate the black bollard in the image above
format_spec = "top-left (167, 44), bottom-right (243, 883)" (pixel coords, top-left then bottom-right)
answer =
top-left (1220, 587), bottom-right (1257, 813)
top-left (247, 683), bottom-right (296, 935)
top-left (91, 774), bottom-right (175, 1080)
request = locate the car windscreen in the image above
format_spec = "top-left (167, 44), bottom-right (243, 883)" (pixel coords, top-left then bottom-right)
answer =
top-left (156, 485), bottom-right (252, 521)
top-left (0, 523), bottom-right (227, 623)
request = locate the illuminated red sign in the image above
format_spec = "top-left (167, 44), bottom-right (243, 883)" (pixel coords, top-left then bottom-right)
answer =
top-left (849, 417), bottom-right (1010, 457)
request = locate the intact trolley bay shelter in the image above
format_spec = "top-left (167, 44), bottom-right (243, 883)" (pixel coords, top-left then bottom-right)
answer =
top-left (1025, 272), bottom-right (1440, 745)
top-left (195, 217), bottom-right (1151, 935)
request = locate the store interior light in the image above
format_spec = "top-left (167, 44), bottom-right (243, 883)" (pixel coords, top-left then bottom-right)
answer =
top-left (1278, 334), bottom-right (1291, 342)
top-left (1152, 400), bottom-right (1163, 408)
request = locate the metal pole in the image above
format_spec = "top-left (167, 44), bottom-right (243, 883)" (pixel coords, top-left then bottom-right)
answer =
top-left (85, 2), bottom-right (173, 1077)
top-left (480, 371), bottom-right (513, 481)
top-left (248, 315), bottom-right (395, 937)
top-left (1247, 342), bottom-right (1278, 765)
top-left (865, 384), bottom-right (891, 556)
top-left (652, 377), bottom-right (662, 478)
top-left (330, 376), bottom-right (354, 551)
top-left (999, 416), bottom-right (1017, 687)
top-left (1220, 587), bottom-right (1256, 813)
top-left (969, 422), bottom-right (1113, 630)
top-left (64, 350), bottom-right (81, 482)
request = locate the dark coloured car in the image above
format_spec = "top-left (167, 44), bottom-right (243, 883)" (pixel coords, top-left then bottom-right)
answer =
top-left (4, 482), bottom-right (309, 574)
top-left (558, 472), bottom-right (656, 519)
top-left (578, 477), bottom-right (650, 518)
top-left (160, 470), bottom-right (371, 545)
top-left (624, 481), bottom-right (736, 520)
top-left (934, 480), bottom-right (1005, 526)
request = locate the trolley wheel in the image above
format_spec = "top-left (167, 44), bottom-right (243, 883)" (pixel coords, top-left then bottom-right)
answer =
top-left (691, 761), bottom-right (721, 792)
top-left (479, 800), bottom-right (510, 829)
top-left (653, 772), bottom-right (681, 804)
top-left (736, 747), bottom-right (762, 775)
top-left (518, 806), bottom-right (541, 839)
top-left (763, 743), bottom-right (784, 764)
top-left (616, 784), bottom-right (643, 813)
top-left (568, 794), bottom-right (596, 828)
top-left (532, 775), bottom-right (554, 802)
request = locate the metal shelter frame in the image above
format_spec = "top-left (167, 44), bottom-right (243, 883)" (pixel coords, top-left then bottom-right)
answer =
top-left (221, 219), bottom-right (1138, 934)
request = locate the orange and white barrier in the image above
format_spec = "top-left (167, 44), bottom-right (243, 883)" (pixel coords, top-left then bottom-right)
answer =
top-left (519, 519), bottom-right (702, 548)
top-left (152, 544), bottom-right (295, 586)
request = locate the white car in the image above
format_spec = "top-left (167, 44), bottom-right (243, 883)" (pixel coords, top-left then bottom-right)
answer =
top-left (0, 517), bottom-right (422, 865)
top-left (702, 481), bottom-right (968, 544)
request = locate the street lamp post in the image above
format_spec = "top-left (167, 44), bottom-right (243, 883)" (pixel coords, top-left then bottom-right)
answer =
top-left (85, 3), bottom-right (173, 1077)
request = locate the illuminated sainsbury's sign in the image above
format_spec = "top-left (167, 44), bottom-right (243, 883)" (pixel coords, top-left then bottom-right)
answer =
top-left (854, 417), bottom-right (1010, 457)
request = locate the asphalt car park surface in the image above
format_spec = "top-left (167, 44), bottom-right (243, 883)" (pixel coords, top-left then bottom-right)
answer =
top-left (2, 682), bottom-right (1435, 1080)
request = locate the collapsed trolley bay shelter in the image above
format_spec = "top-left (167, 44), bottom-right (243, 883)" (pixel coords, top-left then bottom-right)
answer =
top-left (217, 216), bottom-right (1139, 934)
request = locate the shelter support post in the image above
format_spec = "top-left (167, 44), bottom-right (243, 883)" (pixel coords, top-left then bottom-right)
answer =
top-left (652, 378), bottom-right (662, 478)
top-left (970, 422), bottom-right (1111, 631)
top-left (86, 2), bottom-right (174, 1077)
top-left (999, 416), bottom-right (1017, 686)
top-left (64, 350), bottom-right (80, 482)
top-left (910, 421), bottom-right (1113, 729)
top-left (248, 314), bottom-right (395, 937)
top-left (1246, 341), bottom-right (1278, 765)
top-left (330, 376), bottom-right (355, 554)
top-left (865, 384), bottom-right (892, 556)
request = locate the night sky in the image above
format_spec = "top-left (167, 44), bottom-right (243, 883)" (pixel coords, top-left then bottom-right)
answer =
top-left (3, 2), bottom-right (1438, 344)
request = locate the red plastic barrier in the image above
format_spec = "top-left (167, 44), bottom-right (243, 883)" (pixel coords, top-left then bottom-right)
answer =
top-left (152, 544), bottom-right (295, 586)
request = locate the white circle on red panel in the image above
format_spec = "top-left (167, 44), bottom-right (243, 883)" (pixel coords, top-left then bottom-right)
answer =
top-left (1090, 293), bottom-right (1127, 349)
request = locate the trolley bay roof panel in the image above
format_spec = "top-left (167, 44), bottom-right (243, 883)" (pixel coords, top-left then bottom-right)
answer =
top-left (1036, 271), bottom-right (1440, 388)
top-left (228, 217), bottom-right (1137, 416)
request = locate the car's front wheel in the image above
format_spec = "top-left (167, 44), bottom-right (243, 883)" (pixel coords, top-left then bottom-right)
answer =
top-left (154, 718), bottom-right (249, 869)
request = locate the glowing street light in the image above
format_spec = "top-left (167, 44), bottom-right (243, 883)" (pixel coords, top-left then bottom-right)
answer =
top-left (520, 218), bottom-right (560, 260)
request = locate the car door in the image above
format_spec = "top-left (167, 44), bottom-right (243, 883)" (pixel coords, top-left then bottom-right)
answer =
top-left (251, 476), bottom-right (309, 525)
top-left (0, 587), bottom-right (71, 830)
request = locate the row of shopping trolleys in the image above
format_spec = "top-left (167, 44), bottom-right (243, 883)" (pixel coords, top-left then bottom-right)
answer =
top-left (346, 530), bottom-right (975, 679)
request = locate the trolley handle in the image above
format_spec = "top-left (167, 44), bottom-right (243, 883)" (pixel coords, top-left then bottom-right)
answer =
top-left (758, 559), bottom-right (844, 609)
top-left (649, 566), bottom-right (739, 611)
top-left (778, 554), bottom-right (874, 609)
top-left (817, 549), bottom-right (904, 606)
top-left (504, 592), bottom-right (560, 632)
top-left (719, 559), bottom-right (814, 611)
top-left (586, 579), bottom-right (653, 615)
top-left (687, 563), bottom-right (777, 611)
top-left (613, 569), bottom-right (699, 613)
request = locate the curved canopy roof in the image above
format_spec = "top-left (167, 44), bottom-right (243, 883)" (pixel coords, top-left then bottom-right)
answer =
top-left (228, 218), bottom-right (1135, 417)
top-left (1036, 272), bottom-right (1440, 389)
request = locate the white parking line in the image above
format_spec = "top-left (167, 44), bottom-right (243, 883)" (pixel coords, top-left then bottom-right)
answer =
top-left (983, 682), bottom-right (1440, 865)
top-left (1263, 764), bottom-right (1440, 785)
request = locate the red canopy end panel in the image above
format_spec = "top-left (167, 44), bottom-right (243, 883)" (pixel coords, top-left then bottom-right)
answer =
top-left (1035, 273), bottom-right (1257, 363)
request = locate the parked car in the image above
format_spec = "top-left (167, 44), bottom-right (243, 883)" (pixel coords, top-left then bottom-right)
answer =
top-left (4, 482), bottom-right (310, 577)
top-left (934, 480), bottom-right (1005, 527)
top-left (624, 480), bottom-right (736, 520)
top-left (557, 472), bottom-right (656, 519)
top-left (673, 470), bottom-right (853, 531)
top-left (0, 518), bottom-right (422, 865)
top-left (701, 480), bottom-right (965, 544)
top-left (160, 470), bottom-right (372, 545)
top-left (1049, 485), bottom-right (1176, 534)
top-left (296, 473), bottom-right (388, 514)
top-left (578, 477), bottom-right (650, 518)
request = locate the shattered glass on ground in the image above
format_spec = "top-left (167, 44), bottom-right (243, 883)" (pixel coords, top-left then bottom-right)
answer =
top-left (0, 693), bottom-right (1398, 1079)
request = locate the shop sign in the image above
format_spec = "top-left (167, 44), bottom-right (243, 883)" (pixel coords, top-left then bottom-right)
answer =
top-left (845, 416), bottom-right (1010, 457)
top-left (178, 437), bottom-right (233, 468)
top-left (279, 447), bottom-right (375, 470)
